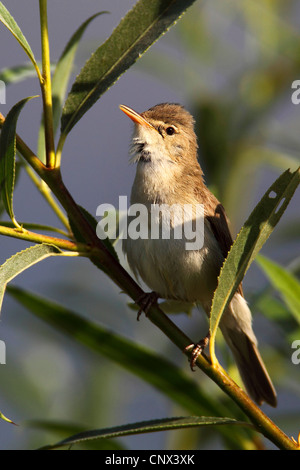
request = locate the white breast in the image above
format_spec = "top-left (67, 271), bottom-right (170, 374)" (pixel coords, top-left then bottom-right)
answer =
top-left (123, 199), bottom-right (223, 303)
top-left (123, 152), bottom-right (224, 302)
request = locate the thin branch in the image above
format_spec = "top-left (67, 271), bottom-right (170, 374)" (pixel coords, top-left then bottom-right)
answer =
top-left (39, 0), bottom-right (56, 168)
top-left (23, 164), bottom-right (70, 230)
top-left (0, 224), bottom-right (87, 253)
top-left (0, 221), bottom-right (69, 237)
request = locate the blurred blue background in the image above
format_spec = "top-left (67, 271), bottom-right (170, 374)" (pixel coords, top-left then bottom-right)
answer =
top-left (0, 0), bottom-right (299, 449)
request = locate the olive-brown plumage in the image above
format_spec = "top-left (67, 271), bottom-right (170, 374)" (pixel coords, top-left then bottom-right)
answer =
top-left (120, 103), bottom-right (277, 407)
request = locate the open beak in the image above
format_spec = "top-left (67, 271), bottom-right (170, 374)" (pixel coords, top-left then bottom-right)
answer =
top-left (119, 104), bottom-right (157, 131)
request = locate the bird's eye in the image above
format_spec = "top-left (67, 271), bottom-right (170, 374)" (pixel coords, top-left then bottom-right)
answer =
top-left (166, 126), bottom-right (175, 136)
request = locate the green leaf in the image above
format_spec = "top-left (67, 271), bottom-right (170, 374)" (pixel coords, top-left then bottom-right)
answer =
top-left (39, 416), bottom-right (249, 450)
top-left (53, 12), bottom-right (108, 134)
top-left (0, 161), bottom-right (21, 219)
top-left (37, 12), bottom-right (107, 163)
top-left (256, 254), bottom-right (300, 325)
top-left (0, 96), bottom-right (38, 227)
top-left (26, 420), bottom-right (125, 450)
top-left (255, 147), bottom-right (300, 173)
top-left (0, 2), bottom-right (41, 80)
top-left (0, 244), bottom-right (63, 313)
top-left (0, 409), bottom-right (16, 425)
top-left (60, 0), bottom-right (196, 140)
top-left (6, 286), bottom-right (224, 416)
top-left (7, 286), bottom-right (256, 449)
top-left (209, 167), bottom-right (300, 362)
top-left (251, 288), bottom-right (298, 341)
top-left (0, 63), bottom-right (43, 85)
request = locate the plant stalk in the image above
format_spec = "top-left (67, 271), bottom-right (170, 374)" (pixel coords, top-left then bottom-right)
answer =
top-left (23, 164), bottom-right (70, 230)
top-left (39, 0), bottom-right (56, 168)
top-left (0, 224), bottom-right (87, 253)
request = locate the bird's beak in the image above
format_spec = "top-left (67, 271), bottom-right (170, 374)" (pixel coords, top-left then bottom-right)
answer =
top-left (119, 104), bottom-right (157, 131)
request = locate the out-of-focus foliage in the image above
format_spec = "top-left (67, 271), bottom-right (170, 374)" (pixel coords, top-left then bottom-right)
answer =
top-left (139, 0), bottom-right (300, 216)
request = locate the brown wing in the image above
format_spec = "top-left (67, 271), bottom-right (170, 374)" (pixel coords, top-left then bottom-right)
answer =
top-left (191, 170), bottom-right (243, 296)
top-left (206, 201), bottom-right (244, 297)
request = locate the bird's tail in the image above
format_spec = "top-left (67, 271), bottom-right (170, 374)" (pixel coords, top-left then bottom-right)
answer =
top-left (219, 293), bottom-right (277, 407)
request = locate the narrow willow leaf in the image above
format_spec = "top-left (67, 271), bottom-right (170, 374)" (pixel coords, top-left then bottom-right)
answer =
top-left (0, 96), bottom-right (37, 227)
top-left (0, 244), bottom-right (62, 313)
top-left (7, 286), bottom-right (255, 448)
top-left (53, 12), bottom-right (107, 134)
top-left (37, 12), bottom-right (107, 162)
top-left (60, 0), bottom-right (196, 139)
top-left (253, 290), bottom-right (293, 322)
top-left (0, 63), bottom-right (43, 85)
top-left (26, 420), bottom-right (125, 450)
top-left (0, 160), bottom-right (21, 219)
top-left (7, 286), bottom-right (223, 417)
top-left (254, 147), bottom-right (300, 173)
top-left (0, 409), bottom-right (16, 425)
top-left (209, 167), bottom-right (300, 362)
top-left (0, 2), bottom-right (41, 80)
top-left (256, 254), bottom-right (300, 325)
top-left (40, 416), bottom-right (248, 450)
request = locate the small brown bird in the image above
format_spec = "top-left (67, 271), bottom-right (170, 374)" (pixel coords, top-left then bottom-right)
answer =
top-left (120, 102), bottom-right (277, 407)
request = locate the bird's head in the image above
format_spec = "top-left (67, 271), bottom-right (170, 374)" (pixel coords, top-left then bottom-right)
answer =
top-left (120, 103), bottom-right (198, 167)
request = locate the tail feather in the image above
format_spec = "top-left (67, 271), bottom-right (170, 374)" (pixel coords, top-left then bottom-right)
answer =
top-left (219, 294), bottom-right (277, 407)
top-left (222, 327), bottom-right (277, 407)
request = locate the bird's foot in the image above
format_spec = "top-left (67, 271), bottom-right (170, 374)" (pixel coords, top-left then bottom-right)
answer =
top-left (184, 332), bottom-right (211, 371)
top-left (135, 291), bottom-right (159, 321)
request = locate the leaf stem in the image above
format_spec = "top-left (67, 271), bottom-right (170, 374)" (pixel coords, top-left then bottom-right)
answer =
top-left (23, 163), bottom-right (70, 230)
top-left (2, 113), bottom-right (298, 450)
top-left (0, 221), bottom-right (69, 237)
top-left (0, 224), bottom-right (87, 253)
top-left (39, 0), bottom-right (56, 168)
top-left (55, 133), bottom-right (66, 168)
